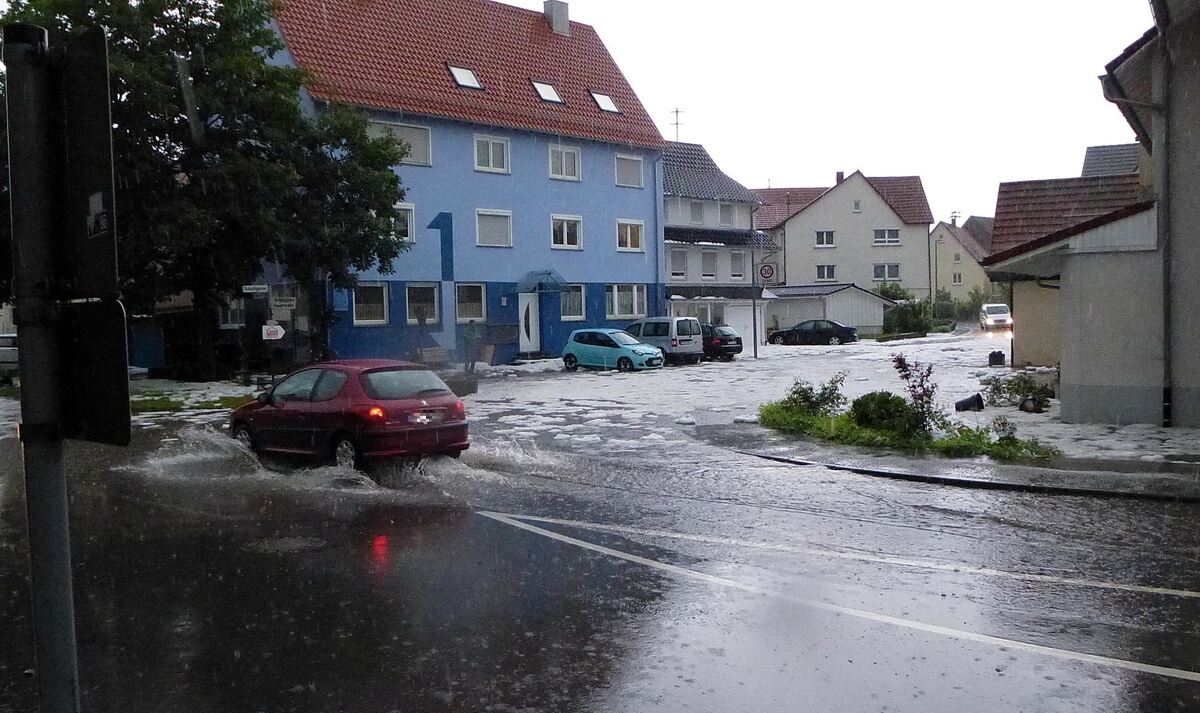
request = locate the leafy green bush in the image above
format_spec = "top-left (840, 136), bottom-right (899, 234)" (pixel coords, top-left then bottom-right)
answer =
top-left (850, 391), bottom-right (918, 433)
top-left (981, 372), bottom-right (1055, 410)
top-left (874, 282), bottom-right (915, 301)
top-left (883, 302), bottom-right (932, 334)
top-left (782, 372), bottom-right (847, 417)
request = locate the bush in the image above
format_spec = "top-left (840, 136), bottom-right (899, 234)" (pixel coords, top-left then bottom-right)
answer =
top-left (874, 282), bottom-right (915, 301)
top-left (890, 353), bottom-right (943, 435)
top-left (883, 302), bottom-right (932, 334)
top-left (850, 391), bottom-right (918, 433)
top-left (782, 372), bottom-right (847, 417)
top-left (981, 372), bottom-right (1055, 410)
top-left (931, 299), bottom-right (957, 320)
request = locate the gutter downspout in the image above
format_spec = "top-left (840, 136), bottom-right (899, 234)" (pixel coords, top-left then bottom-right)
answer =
top-left (654, 153), bottom-right (665, 317)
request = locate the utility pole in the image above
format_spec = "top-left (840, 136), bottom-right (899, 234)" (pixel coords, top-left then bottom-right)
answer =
top-left (670, 107), bottom-right (683, 142)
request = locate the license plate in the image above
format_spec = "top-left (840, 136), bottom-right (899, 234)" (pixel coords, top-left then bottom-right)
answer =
top-left (409, 410), bottom-right (444, 425)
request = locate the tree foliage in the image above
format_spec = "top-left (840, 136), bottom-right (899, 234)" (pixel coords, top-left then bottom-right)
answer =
top-left (0, 0), bottom-right (406, 365)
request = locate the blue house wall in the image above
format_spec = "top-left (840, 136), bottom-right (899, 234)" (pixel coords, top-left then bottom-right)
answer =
top-left (327, 110), bottom-right (665, 365)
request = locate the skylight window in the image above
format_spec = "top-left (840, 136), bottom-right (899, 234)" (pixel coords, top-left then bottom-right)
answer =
top-left (591, 92), bottom-right (619, 113)
top-left (448, 65), bottom-right (482, 89)
top-left (532, 81), bottom-right (563, 103)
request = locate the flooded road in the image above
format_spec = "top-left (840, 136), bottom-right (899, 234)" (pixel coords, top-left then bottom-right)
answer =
top-left (3, 408), bottom-right (1200, 712)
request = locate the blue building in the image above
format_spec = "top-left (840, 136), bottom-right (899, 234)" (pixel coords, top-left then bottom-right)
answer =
top-left (275, 0), bottom-right (667, 365)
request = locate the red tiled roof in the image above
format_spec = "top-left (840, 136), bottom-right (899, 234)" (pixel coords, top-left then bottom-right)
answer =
top-left (275, 0), bottom-right (664, 149)
top-left (936, 222), bottom-right (989, 263)
top-left (989, 175), bottom-right (1145, 256)
top-left (752, 173), bottom-right (933, 229)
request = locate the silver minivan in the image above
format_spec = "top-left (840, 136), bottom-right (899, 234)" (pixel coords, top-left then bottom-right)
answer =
top-left (625, 317), bottom-right (704, 364)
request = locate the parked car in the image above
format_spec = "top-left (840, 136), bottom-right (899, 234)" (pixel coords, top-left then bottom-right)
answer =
top-left (979, 303), bottom-right (1013, 331)
top-left (562, 329), bottom-right (663, 372)
top-left (229, 359), bottom-right (468, 468)
top-left (0, 334), bottom-right (16, 371)
top-left (768, 320), bottom-right (858, 346)
top-left (624, 317), bottom-right (704, 364)
top-left (700, 324), bottom-right (743, 361)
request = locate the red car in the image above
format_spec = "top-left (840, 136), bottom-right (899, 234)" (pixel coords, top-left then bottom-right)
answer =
top-left (229, 359), bottom-right (469, 468)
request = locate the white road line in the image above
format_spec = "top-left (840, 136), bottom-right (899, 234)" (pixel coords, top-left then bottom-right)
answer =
top-left (478, 510), bottom-right (1200, 684)
top-left (502, 513), bottom-right (1200, 600)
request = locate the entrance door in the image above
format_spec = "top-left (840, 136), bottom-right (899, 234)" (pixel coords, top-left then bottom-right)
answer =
top-left (518, 292), bottom-right (541, 353)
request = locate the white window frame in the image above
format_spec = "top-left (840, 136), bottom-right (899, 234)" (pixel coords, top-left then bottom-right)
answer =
top-left (448, 65), bottom-right (482, 89)
top-left (393, 202), bottom-right (415, 243)
top-left (369, 122), bottom-right (432, 166)
top-left (455, 283), bottom-right (486, 323)
top-left (353, 282), bottom-right (389, 326)
top-left (219, 298), bottom-right (245, 329)
top-left (670, 248), bottom-right (688, 279)
top-left (591, 92), bottom-right (620, 113)
top-left (474, 134), bottom-right (510, 174)
top-left (816, 265), bottom-right (836, 282)
top-left (701, 249), bottom-right (718, 280)
top-left (616, 219), bottom-right (645, 252)
top-left (551, 214), bottom-right (583, 250)
top-left (815, 230), bottom-right (835, 248)
top-left (873, 263), bottom-right (901, 281)
top-left (953, 272), bottom-right (964, 286)
top-left (405, 283), bottom-right (439, 325)
top-left (475, 209), bottom-right (513, 248)
top-left (873, 228), bottom-right (901, 246)
top-left (561, 284), bottom-right (586, 321)
top-left (690, 200), bottom-right (705, 224)
top-left (719, 202), bottom-right (734, 227)
top-left (549, 144), bottom-right (581, 181)
top-left (730, 251), bottom-right (746, 280)
top-left (532, 80), bottom-right (563, 103)
top-left (852, 200), bottom-right (862, 213)
top-left (615, 154), bottom-right (644, 188)
top-left (606, 284), bottom-right (647, 319)
top-left (954, 251), bottom-right (962, 264)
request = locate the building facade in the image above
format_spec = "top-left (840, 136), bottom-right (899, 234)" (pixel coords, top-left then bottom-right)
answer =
top-left (661, 142), bottom-right (773, 343)
top-left (928, 216), bottom-right (994, 301)
top-left (755, 172), bottom-right (934, 298)
top-left (275, 0), bottom-right (665, 365)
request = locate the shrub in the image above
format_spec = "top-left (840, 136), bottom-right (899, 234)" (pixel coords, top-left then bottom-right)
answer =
top-left (850, 391), bottom-right (918, 433)
top-left (874, 282), bottom-right (915, 301)
top-left (981, 373), bottom-right (1054, 410)
top-left (883, 302), bottom-right (932, 334)
top-left (782, 372), bottom-right (847, 417)
top-left (931, 299), bottom-right (957, 320)
top-left (890, 353), bottom-right (943, 435)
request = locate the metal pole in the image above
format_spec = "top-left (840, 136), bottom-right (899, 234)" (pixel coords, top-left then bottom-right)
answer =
top-left (750, 207), bottom-right (759, 359)
top-left (5, 24), bottom-right (83, 713)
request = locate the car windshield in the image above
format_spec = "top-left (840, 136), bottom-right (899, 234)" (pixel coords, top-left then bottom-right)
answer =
top-left (986, 305), bottom-right (1010, 315)
top-left (360, 369), bottom-right (450, 399)
top-left (611, 331), bottom-right (640, 346)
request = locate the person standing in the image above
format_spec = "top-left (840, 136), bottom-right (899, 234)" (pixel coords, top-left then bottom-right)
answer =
top-left (462, 320), bottom-right (484, 373)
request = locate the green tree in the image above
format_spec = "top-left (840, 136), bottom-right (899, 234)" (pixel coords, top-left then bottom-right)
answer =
top-left (0, 0), bottom-right (405, 375)
top-left (873, 281), bottom-right (915, 301)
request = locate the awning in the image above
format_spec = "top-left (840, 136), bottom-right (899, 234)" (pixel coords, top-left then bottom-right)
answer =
top-left (516, 270), bottom-right (569, 293)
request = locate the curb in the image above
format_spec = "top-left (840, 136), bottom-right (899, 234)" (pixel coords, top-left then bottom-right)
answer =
top-left (733, 449), bottom-right (1200, 504)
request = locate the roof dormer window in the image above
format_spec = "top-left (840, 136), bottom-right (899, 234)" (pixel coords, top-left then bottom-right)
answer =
top-left (532, 81), bottom-right (563, 103)
top-left (591, 92), bottom-right (619, 113)
top-left (448, 65), bottom-right (482, 89)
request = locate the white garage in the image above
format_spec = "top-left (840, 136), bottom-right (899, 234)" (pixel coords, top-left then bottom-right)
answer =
top-left (763, 283), bottom-right (894, 336)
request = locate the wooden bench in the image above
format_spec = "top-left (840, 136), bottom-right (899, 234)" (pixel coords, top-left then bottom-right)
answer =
top-left (416, 346), bottom-right (453, 368)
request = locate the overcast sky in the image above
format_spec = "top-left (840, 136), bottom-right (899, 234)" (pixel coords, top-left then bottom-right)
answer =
top-left (508, 0), bottom-right (1152, 222)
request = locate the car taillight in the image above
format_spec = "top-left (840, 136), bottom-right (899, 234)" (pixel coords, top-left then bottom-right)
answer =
top-left (671, 339), bottom-right (679, 347)
top-left (366, 406), bottom-right (387, 421)
top-left (451, 399), bottom-right (466, 421)
top-left (711, 338), bottom-right (721, 346)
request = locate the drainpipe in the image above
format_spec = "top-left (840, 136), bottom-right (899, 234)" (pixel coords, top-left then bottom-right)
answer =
top-left (653, 153), bottom-right (665, 317)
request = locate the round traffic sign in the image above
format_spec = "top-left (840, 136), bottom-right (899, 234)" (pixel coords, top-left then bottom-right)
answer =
top-left (758, 263), bottom-right (776, 281)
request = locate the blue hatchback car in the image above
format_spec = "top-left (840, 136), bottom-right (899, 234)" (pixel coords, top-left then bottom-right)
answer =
top-left (563, 329), bottom-right (664, 372)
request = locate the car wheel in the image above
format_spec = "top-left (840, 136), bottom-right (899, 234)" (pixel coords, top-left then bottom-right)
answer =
top-left (769, 334), bottom-right (784, 345)
top-left (617, 357), bottom-right (634, 372)
top-left (233, 425), bottom-right (256, 453)
top-left (333, 437), bottom-right (360, 469)
top-left (563, 354), bottom-right (578, 371)
top-left (828, 336), bottom-right (841, 345)
top-left (692, 354), bottom-right (703, 365)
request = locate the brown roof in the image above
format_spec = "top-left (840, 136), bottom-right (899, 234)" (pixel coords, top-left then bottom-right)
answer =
top-left (962, 216), bottom-right (994, 253)
top-left (752, 172), bottom-right (933, 229)
top-left (275, 0), bottom-right (664, 149)
top-left (984, 201), bottom-right (1155, 267)
top-left (989, 174), bottom-right (1146, 256)
top-left (935, 222), bottom-right (989, 263)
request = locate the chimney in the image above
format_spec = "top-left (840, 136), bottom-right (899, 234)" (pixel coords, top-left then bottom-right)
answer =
top-left (544, 0), bottom-right (570, 36)
top-left (835, 171), bottom-right (844, 184)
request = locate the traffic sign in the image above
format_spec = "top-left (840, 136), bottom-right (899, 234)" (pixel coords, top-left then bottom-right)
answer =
top-left (271, 295), bottom-right (297, 310)
top-left (262, 324), bottom-right (286, 340)
top-left (242, 283), bottom-right (269, 294)
top-left (758, 263), bottom-right (777, 282)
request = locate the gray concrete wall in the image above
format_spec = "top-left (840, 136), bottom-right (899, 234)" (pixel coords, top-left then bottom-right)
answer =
top-left (1059, 250), bottom-right (1163, 424)
top-left (1011, 281), bottom-right (1061, 367)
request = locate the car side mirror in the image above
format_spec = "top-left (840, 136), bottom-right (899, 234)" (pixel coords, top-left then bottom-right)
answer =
top-left (256, 391), bottom-right (271, 405)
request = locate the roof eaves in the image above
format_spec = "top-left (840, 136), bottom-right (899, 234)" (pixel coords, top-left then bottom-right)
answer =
top-left (982, 200), bottom-right (1156, 266)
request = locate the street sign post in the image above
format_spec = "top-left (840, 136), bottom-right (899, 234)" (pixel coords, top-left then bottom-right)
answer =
top-left (262, 324), bottom-right (287, 341)
top-left (5, 23), bottom-right (126, 713)
top-left (241, 283), bottom-right (270, 295)
top-left (270, 295), bottom-right (297, 310)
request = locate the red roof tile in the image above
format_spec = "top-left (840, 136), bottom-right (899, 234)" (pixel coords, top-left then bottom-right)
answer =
top-left (275, 0), bottom-right (664, 149)
top-left (989, 175), bottom-right (1146, 256)
top-left (752, 174), bottom-right (933, 229)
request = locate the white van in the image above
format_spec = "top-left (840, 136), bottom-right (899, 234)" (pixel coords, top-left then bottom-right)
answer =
top-left (624, 317), bottom-right (704, 364)
top-left (979, 303), bottom-right (1013, 331)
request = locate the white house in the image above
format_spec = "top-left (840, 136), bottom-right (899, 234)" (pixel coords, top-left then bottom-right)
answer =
top-left (755, 171), bottom-right (934, 298)
top-left (662, 141), bottom-right (776, 344)
top-left (928, 215), bottom-right (994, 301)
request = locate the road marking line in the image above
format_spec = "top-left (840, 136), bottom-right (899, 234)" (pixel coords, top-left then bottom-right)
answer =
top-left (502, 513), bottom-right (1200, 600)
top-left (478, 510), bottom-right (1200, 683)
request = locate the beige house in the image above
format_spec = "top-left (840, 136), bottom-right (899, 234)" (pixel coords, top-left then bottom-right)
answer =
top-left (755, 171), bottom-right (934, 298)
top-left (928, 216), bottom-right (994, 301)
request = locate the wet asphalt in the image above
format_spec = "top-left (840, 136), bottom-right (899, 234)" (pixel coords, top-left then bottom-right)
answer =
top-left (3, 389), bottom-right (1200, 712)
